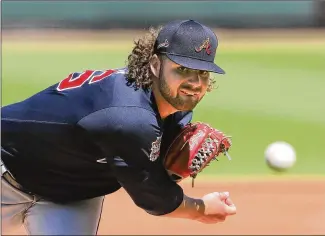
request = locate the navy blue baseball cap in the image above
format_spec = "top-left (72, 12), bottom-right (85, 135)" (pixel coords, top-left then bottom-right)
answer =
top-left (154, 19), bottom-right (225, 74)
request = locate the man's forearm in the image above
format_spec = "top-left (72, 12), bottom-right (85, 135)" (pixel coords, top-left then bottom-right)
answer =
top-left (163, 194), bottom-right (205, 220)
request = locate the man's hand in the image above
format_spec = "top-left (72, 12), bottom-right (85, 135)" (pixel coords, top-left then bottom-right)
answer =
top-left (163, 192), bottom-right (236, 224)
top-left (197, 191), bottom-right (237, 224)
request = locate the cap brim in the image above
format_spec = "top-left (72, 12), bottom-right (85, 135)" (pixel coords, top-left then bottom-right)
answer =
top-left (166, 54), bottom-right (225, 74)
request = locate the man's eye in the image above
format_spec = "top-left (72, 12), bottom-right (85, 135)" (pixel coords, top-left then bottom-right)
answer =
top-left (177, 67), bottom-right (190, 73)
top-left (199, 70), bottom-right (210, 78)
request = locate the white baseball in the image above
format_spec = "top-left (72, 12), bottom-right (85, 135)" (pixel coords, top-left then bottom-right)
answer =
top-left (264, 141), bottom-right (296, 171)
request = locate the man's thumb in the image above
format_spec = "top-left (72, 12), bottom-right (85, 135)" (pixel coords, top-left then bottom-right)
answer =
top-left (225, 204), bottom-right (237, 215)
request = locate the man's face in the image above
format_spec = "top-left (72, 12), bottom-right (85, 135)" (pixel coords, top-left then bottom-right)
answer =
top-left (157, 57), bottom-right (210, 111)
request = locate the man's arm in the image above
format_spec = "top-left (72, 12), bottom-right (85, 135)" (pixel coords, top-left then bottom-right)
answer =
top-left (163, 194), bottom-right (205, 220)
top-left (78, 107), bottom-right (236, 223)
top-left (165, 192), bottom-right (237, 224)
top-left (78, 107), bottom-right (186, 215)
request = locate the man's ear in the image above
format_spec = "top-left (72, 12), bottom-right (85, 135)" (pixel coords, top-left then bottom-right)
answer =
top-left (149, 54), bottom-right (161, 78)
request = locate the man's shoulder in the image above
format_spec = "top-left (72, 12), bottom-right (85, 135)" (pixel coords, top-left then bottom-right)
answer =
top-left (1, 68), bottom-right (130, 123)
top-left (56, 67), bottom-right (151, 110)
top-left (78, 106), bottom-right (159, 133)
top-left (50, 67), bottom-right (130, 119)
top-left (56, 67), bottom-right (127, 92)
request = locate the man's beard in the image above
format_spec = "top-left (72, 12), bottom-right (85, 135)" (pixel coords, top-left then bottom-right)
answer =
top-left (158, 73), bottom-right (201, 111)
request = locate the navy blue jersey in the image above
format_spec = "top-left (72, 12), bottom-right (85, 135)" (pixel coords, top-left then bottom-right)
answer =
top-left (1, 68), bottom-right (193, 215)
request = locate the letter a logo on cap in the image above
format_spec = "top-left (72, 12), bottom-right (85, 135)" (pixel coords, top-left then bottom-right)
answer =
top-left (195, 37), bottom-right (211, 55)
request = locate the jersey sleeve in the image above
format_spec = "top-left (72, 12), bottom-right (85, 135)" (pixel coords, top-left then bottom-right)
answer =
top-left (78, 107), bottom-right (184, 216)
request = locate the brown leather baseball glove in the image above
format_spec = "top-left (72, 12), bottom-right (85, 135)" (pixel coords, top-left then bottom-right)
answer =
top-left (163, 122), bottom-right (232, 187)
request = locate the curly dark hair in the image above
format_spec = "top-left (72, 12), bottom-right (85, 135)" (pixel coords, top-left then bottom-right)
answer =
top-left (126, 26), bottom-right (216, 92)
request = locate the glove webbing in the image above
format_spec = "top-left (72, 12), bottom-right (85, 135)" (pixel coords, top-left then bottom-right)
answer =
top-left (189, 136), bottom-right (232, 187)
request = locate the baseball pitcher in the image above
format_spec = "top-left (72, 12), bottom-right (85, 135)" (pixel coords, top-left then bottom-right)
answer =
top-left (1, 19), bottom-right (236, 235)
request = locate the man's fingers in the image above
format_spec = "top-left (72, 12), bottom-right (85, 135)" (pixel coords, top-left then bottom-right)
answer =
top-left (215, 215), bottom-right (226, 222)
top-left (225, 197), bottom-right (235, 207)
top-left (224, 204), bottom-right (237, 215)
top-left (203, 191), bottom-right (237, 218)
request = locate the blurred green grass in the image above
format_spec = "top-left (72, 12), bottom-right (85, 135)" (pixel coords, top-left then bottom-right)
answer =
top-left (2, 35), bottom-right (325, 177)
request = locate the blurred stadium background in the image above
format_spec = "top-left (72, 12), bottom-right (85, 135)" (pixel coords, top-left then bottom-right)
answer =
top-left (2, 1), bottom-right (325, 235)
top-left (2, 0), bottom-right (325, 176)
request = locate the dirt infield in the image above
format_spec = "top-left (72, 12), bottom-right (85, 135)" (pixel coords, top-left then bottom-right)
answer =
top-left (6, 178), bottom-right (325, 235)
top-left (99, 179), bottom-right (325, 235)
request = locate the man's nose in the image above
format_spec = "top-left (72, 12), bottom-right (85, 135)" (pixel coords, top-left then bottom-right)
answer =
top-left (187, 73), bottom-right (202, 88)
